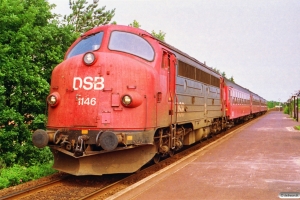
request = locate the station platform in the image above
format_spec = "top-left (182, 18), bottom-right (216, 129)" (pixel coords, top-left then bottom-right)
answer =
top-left (108, 111), bottom-right (300, 200)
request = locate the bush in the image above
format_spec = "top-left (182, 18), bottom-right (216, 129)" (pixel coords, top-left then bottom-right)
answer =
top-left (0, 162), bottom-right (57, 189)
top-left (283, 106), bottom-right (289, 114)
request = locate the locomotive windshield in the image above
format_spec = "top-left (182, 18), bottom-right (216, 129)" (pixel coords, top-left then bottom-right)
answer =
top-left (108, 31), bottom-right (154, 61)
top-left (66, 32), bottom-right (104, 59)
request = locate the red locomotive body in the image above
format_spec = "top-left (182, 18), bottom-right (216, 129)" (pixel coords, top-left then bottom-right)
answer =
top-left (34, 25), bottom-right (161, 175)
top-left (32, 25), bottom-right (267, 175)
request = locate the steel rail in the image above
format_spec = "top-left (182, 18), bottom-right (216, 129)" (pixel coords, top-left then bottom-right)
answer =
top-left (0, 175), bottom-right (69, 200)
top-left (78, 113), bottom-right (266, 200)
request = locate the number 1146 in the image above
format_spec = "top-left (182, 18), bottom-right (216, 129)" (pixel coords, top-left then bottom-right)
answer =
top-left (78, 98), bottom-right (97, 106)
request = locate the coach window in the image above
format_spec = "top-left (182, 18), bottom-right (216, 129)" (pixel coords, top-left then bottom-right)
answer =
top-left (67, 32), bottom-right (104, 59)
top-left (109, 31), bottom-right (155, 61)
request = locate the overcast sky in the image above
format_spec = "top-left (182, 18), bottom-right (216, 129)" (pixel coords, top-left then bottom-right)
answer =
top-left (48, 0), bottom-right (300, 102)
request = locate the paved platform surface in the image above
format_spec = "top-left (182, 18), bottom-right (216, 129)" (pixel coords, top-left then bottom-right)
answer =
top-left (108, 111), bottom-right (300, 200)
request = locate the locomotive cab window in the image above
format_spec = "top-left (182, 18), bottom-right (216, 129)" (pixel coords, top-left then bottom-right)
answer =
top-left (108, 31), bottom-right (154, 61)
top-left (66, 32), bottom-right (104, 59)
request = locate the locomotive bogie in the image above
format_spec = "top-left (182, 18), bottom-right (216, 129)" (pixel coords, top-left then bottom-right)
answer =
top-left (183, 127), bottom-right (211, 145)
top-left (194, 127), bottom-right (210, 141)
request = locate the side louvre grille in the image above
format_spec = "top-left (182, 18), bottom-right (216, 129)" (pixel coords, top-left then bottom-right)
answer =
top-left (178, 60), bottom-right (220, 87)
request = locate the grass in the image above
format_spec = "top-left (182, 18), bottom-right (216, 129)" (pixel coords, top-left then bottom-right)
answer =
top-left (294, 125), bottom-right (300, 131)
top-left (0, 162), bottom-right (57, 189)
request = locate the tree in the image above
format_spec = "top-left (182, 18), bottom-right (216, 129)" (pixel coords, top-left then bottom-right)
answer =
top-left (212, 67), bottom-right (221, 74)
top-left (229, 76), bottom-right (235, 83)
top-left (128, 20), bottom-right (166, 41)
top-left (0, 0), bottom-right (77, 167)
top-left (221, 72), bottom-right (227, 78)
top-left (129, 19), bottom-right (141, 28)
top-left (151, 30), bottom-right (166, 41)
top-left (64, 0), bottom-right (115, 33)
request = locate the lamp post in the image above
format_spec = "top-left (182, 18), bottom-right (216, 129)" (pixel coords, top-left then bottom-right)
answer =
top-left (286, 99), bottom-right (290, 115)
top-left (297, 92), bottom-right (299, 122)
top-left (292, 95), bottom-right (296, 119)
top-left (289, 97), bottom-right (292, 117)
top-left (297, 98), bottom-right (298, 122)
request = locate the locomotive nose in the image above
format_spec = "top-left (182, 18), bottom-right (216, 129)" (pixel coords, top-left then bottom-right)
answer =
top-left (32, 129), bottom-right (49, 148)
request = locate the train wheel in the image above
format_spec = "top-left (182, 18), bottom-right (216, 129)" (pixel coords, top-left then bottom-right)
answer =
top-left (169, 150), bottom-right (175, 157)
top-left (135, 168), bottom-right (141, 173)
top-left (153, 154), bottom-right (160, 164)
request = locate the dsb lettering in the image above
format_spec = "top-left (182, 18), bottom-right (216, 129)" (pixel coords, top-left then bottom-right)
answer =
top-left (73, 77), bottom-right (104, 90)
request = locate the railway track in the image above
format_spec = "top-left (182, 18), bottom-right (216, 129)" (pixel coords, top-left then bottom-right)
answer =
top-left (79, 115), bottom-right (264, 200)
top-left (0, 175), bottom-right (69, 200)
top-left (0, 115), bottom-right (264, 200)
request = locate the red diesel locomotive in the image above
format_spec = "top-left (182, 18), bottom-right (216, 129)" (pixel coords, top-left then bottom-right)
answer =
top-left (32, 25), bottom-right (267, 175)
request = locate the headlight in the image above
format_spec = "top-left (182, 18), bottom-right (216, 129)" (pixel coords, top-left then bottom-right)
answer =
top-left (83, 52), bottom-right (95, 65)
top-left (48, 96), bottom-right (57, 105)
top-left (122, 95), bottom-right (132, 106)
top-left (47, 92), bottom-right (60, 107)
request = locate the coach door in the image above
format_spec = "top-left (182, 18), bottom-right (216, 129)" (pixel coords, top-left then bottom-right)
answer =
top-left (227, 87), bottom-right (232, 117)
